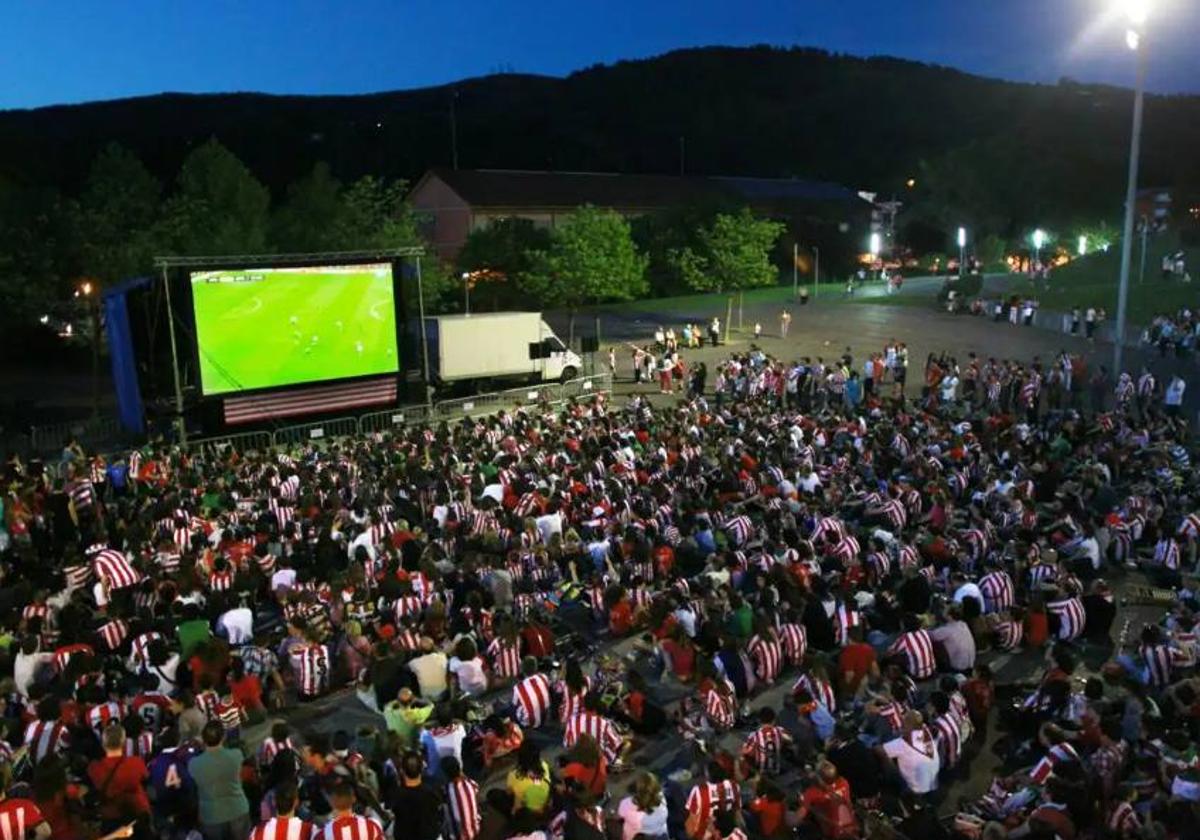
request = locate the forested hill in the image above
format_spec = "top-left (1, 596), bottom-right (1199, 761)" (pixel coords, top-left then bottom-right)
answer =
top-left (2, 45), bottom-right (1199, 231)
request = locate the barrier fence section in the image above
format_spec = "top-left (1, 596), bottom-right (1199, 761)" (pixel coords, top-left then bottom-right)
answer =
top-left (18, 374), bottom-right (617, 463)
top-left (30, 415), bottom-right (122, 454)
top-left (184, 430), bottom-right (273, 456)
top-left (359, 404), bottom-right (432, 434)
top-left (273, 416), bottom-right (360, 447)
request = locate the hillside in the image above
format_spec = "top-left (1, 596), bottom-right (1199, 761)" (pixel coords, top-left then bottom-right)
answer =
top-left (0, 46), bottom-right (1198, 234)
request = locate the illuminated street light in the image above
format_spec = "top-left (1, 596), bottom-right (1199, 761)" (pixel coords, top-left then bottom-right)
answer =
top-left (1112, 0), bottom-right (1150, 375)
top-left (1078, 235), bottom-right (1088, 256)
top-left (869, 232), bottom-right (881, 257)
top-left (957, 227), bottom-right (967, 279)
top-left (80, 281), bottom-right (93, 296)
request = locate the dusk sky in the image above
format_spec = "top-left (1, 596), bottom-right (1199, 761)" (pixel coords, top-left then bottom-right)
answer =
top-left (4, 0), bottom-right (1199, 109)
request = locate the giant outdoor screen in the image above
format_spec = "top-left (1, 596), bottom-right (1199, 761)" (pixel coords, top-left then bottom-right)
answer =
top-left (190, 263), bottom-right (398, 395)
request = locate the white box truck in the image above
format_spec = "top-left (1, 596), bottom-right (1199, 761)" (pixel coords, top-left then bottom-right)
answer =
top-left (424, 312), bottom-right (583, 388)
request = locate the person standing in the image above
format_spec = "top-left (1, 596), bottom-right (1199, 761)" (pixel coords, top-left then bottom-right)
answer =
top-left (387, 752), bottom-right (441, 840)
top-left (709, 317), bottom-right (721, 347)
top-left (1085, 306), bottom-right (1097, 340)
top-left (1165, 375), bottom-right (1187, 418)
top-left (188, 721), bottom-right (251, 840)
top-left (249, 782), bottom-right (313, 840)
top-left (86, 724), bottom-right (151, 839)
top-left (780, 310), bottom-right (792, 338)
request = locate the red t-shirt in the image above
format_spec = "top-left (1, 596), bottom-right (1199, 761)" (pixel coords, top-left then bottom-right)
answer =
top-left (801, 778), bottom-right (856, 839)
top-left (87, 755), bottom-right (151, 820)
top-left (609, 600), bottom-right (633, 636)
top-left (231, 673), bottom-right (264, 709)
top-left (837, 642), bottom-right (876, 692)
top-left (750, 797), bottom-right (786, 838)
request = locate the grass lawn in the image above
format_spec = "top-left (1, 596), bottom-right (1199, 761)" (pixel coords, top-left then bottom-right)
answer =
top-left (989, 236), bottom-right (1197, 324)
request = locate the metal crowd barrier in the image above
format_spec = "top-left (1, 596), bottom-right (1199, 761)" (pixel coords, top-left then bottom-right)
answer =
top-left (359, 403), bottom-right (432, 434)
top-left (273, 416), bottom-right (361, 447)
top-left (183, 430), bottom-right (274, 456)
top-left (30, 415), bottom-right (122, 454)
top-left (44, 375), bottom-right (616, 464)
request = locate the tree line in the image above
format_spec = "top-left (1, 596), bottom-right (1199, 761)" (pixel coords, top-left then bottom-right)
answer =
top-left (0, 139), bottom-right (786, 341)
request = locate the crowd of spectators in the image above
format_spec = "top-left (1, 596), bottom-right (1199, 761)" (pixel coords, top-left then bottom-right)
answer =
top-left (0, 333), bottom-right (1199, 840)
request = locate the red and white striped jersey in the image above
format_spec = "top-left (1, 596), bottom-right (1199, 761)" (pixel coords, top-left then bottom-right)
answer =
top-left (97, 619), bottom-right (129, 651)
top-left (701, 682), bottom-right (736, 730)
top-left (92, 549), bottom-right (141, 589)
top-left (1141, 643), bottom-right (1174, 687)
top-left (1178, 513), bottom-right (1200, 541)
top-left (889, 629), bottom-right (936, 679)
top-left (512, 673), bottom-right (553, 729)
top-left (684, 780), bottom-right (740, 839)
top-left (130, 631), bottom-right (163, 668)
top-left (487, 638), bottom-right (521, 681)
top-left (978, 570), bottom-right (1015, 614)
top-left (0, 798), bottom-right (45, 840)
top-left (793, 673), bottom-right (836, 712)
top-left (779, 622), bottom-right (807, 666)
top-left (832, 604), bottom-right (861, 646)
top-left (1047, 597), bottom-right (1086, 641)
top-left (747, 633), bottom-right (783, 684)
top-left (445, 776), bottom-right (481, 840)
top-left (319, 814), bottom-right (384, 840)
top-left (21, 604), bottom-right (49, 624)
top-left (53, 642), bottom-right (94, 673)
top-left (562, 710), bottom-right (623, 763)
top-left (23, 720), bottom-right (68, 763)
top-left (930, 712), bottom-right (965, 768)
top-left (876, 498), bottom-right (907, 530)
top-left (741, 723), bottom-right (786, 773)
top-left (724, 515), bottom-right (754, 547)
top-left (1029, 742), bottom-right (1079, 785)
top-left (125, 732), bottom-right (155, 759)
top-left (208, 570), bottom-right (234, 591)
top-left (86, 700), bottom-right (125, 734)
top-left (555, 677), bottom-right (591, 724)
top-left (290, 643), bottom-right (331, 697)
top-left (258, 735), bottom-right (295, 768)
top-left (994, 619), bottom-right (1024, 650)
top-left (1154, 538), bottom-right (1181, 570)
top-left (250, 816), bottom-right (314, 840)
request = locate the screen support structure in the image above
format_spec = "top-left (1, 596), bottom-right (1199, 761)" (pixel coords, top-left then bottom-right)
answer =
top-left (154, 248), bottom-right (424, 445)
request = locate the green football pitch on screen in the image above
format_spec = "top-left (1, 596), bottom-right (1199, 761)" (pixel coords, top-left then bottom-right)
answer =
top-left (190, 263), bottom-right (398, 395)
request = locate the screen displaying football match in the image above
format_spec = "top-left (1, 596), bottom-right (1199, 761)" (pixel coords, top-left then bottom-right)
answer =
top-left (190, 263), bottom-right (398, 395)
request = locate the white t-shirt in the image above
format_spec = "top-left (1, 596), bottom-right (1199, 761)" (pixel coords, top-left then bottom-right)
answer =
top-left (617, 797), bottom-right (669, 840)
top-left (14, 651), bottom-right (53, 698)
top-left (449, 656), bottom-right (488, 697)
top-left (431, 723), bottom-right (467, 764)
top-left (882, 736), bottom-right (941, 794)
top-left (271, 568), bottom-right (298, 591)
top-left (535, 512), bottom-right (563, 544)
top-left (952, 582), bottom-right (983, 606)
top-left (217, 607), bottom-right (254, 646)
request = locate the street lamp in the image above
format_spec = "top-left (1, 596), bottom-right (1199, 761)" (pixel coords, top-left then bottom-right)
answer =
top-left (1078, 235), bottom-right (1089, 257)
top-left (1032, 229), bottom-right (1046, 269)
top-left (957, 227), bottom-right (967, 279)
top-left (869, 232), bottom-right (881, 283)
top-left (461, 271), bottom-right (471, 316)
top-left (1113, 0), bottom-right (1150, 376)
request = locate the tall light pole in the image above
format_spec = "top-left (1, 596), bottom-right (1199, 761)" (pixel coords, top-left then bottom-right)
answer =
top-left (461, 271), bottom-right (471, 316)
top-left (1113, 1), bottom-right (1149, 376)
top-left (869, 232), bottom-right (881, 283)
top-left (1032, 228), bottom-right (1046, 272)
top-left (957, 227), bottom-right (967, 279)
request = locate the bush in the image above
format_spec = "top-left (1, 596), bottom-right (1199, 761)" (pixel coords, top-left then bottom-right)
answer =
top-left (937, 273), bottom-right (983, 302)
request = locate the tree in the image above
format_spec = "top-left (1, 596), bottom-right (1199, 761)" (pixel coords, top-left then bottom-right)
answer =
top-left (457, 217), bottom-right (552, 311)
top-left (270, 162), bottom-right (344, 252)
top-left (75, 143), bottom-right (161, 284)
top-left (0, 179), bottom-right (80, 336)
top-left (158, 138), bottom-right (270, 255)
top-left (669, 208), bottom-right (784, 293)
top-left (520, 206), bottom-right (647, 337)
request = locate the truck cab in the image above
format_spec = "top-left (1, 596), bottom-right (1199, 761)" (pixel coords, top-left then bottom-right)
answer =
top-left (534, 320), bottom-right (582, 383)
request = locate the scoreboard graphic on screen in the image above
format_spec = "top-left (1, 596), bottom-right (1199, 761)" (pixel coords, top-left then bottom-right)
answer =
top-left (189, 263), bottom-right (398, 395)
